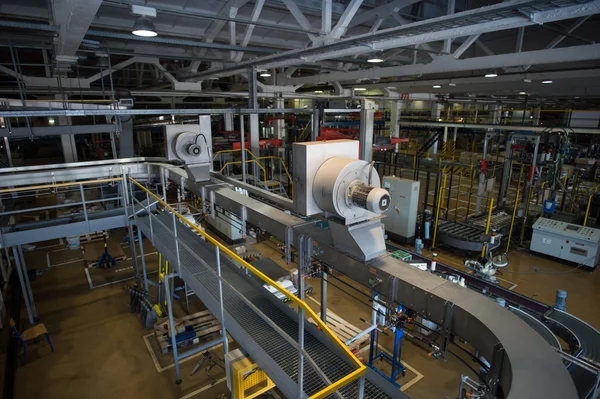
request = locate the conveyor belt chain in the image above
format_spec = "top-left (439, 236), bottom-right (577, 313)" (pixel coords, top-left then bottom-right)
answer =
top-left (135, 211), bottom-right (399, 399)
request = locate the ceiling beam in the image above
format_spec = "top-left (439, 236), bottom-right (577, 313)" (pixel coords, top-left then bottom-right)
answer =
top-left (453, 34), bottom-right (480, 59)
top-left (281, 43), bottom-right (600, 85)
top-left (51, 0), bottom-right (103, 65)
top-left (234, 0), bottom-right (265, 62)
top-left (322, 0), bottom-right (332, 34)
top-left (348, 0), bottom-right (421, 28)
top-left (281, 0), bottom-right (317, 43)
top-left (326, 0), bottom-right (364, 40)
top-left (545, 16), bottom-right (591, 50)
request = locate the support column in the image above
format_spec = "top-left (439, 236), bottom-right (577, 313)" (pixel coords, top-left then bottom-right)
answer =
top-left (247, 66), bottom-right (258, 110)
top-left (431, 102), bottom-right (443, 121)
top-left (274, 97), bottom-right (285, 139)
top-left (475, 132), bottom-right (491, 213)
top-left (224, 113), bottom-right (234, 131)
top-left (18, 245), bottom-right (37, 321)
top-left (119, 116), bottom-right (134, 158)
top-left (442, 126), bottom-right (449, 156)
top-left (489, 104), bottom-right (502, 124)
top-left (3, 137), bottom-right (12, 167)
top-left (431, 131), bottom-right (439, 155)
top-left (56, 95), bottom-right (78, 163)
top-left (321, 268), bottom-right (327, 323)
top-left (311, 109), bottom-right (320, 141)
top-left (533, 107), bottom-right (541, 126)
top-left (359, 99), bottom-right (375, 162)
top-left (249, 114), bottom-right (260, 156)
top-left (12, 247), bottom-right (34, 325)
top-left (389, 100), bottom-right (401, 138)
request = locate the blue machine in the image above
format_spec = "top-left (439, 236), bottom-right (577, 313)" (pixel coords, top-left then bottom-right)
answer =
top-left (367, 300), bottom-right (407, 387)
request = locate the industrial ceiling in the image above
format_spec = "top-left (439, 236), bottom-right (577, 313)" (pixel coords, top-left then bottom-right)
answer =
top-left (0, 0), bottom-right (599, 104)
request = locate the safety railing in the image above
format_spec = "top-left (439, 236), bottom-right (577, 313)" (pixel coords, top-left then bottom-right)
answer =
top-left (213, 149), bottom-right (293, 198)
top-left (219, 159), bottom-right (268, 186)
top-left (128, 177), bottom-right (366, 399)
top-left (0, 178), bottom-right (126, 233)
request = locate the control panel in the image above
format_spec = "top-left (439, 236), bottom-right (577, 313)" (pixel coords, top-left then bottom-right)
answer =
top-left (530, 217), bottom-right (600, 268)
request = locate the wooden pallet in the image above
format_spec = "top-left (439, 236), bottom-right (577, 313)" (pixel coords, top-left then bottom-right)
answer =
top-left (80, 231), bottom-right (109, 242)
top-left (308, 310), bottom-right (370, 353)
top-left (154, 310), bottom-right (222, 355)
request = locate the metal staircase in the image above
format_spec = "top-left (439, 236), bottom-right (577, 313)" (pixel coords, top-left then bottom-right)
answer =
top-left (129, 178), bottom-right (400, 398)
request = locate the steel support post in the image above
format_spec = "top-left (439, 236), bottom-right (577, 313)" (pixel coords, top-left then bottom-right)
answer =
top-left (215, 246), bottom-right (229, 355)
top-left (146, 191), bottom-right (154, 245)
top-left (17, 245), bottom-right (37, 320)
top-left (119, 116), bottom-right (134, 158)
top-left (79, 184), bottom-right (90, 231)
top-left (248, 66), bottom-right (258, 110)
top-left (224, 113), bottom-right (234, 131)
top-left (164, 273), bottom-right (182, 383)
top-left (249, 113), bottom-right (260, 157)
top-left (311, 108), bottom-right (320, 141)
top-left (297, 234), bottom-right (306, 398)
top-left (389, 100), bottom-right (400, 138)
top-left (172, 212), bottom-right (181, 275)
top-left (3, 137), bottom-right (12, 167)
top-left (498, 137), bottom-right (514, 206)
top-left (128, 221), bottom-right (140, 285)
top-left (441, 301), bottom-right (455, 361)
top-left (359, 99), bottom-right (375, 162)
top-left (137, 227), bottom-right (148, 291)
top-left (240, 115), bottom-right (247, 183)
top-left (321, 268), bottom-right (328, 323)
top-left (475, 132), bottom-right (491, 213)
top-left (12, 247), bottom-right (34, 325)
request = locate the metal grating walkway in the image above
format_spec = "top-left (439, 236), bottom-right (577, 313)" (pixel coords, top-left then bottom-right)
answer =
top-left (136, 211), bottom-right (396, 399)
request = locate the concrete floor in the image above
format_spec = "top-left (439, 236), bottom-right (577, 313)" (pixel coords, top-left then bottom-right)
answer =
top-left (1, 225), bottom-right (599, 399)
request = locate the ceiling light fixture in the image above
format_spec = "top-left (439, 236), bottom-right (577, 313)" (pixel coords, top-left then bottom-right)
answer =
top-left (484, 73), bottom-right (498, 78)
top-left (519, 91), bottom-right (527, 95)
top-left (314, 90), bottom-right (323, 94)
top-left (132, 16), bottom-right (158, 37)
top-left (367, 52), bottom-right (384, 63)
top-left (432, 85), bottom-right (441, 88)
top-left (260, 71), bottom-right (271, 77)
top-left (524, 78), bottom-right (532, 83)
top-left (354, 87), bottom-right (367, 91)
top-left (448, 81), bottom-right (456, 87)
top-left (542, 80), bottom-right (553, 84)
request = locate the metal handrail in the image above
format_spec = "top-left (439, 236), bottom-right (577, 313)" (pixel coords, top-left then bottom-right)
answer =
top-left (0, 177), bottom-right (123, 194)
top-left (129, 177), bottom-right (366, 398)
top-left (219, 160), bottom-right (268, 186)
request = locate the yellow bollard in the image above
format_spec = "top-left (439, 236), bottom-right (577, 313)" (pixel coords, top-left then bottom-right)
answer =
top-left (481, 197), bottom-right (494, 258)
top-left (432, 174), bottom-right (448, 249)
top-left (506, 189), bottom-right (520, 253)
top-left (584, 192), bottom-right (593, 227)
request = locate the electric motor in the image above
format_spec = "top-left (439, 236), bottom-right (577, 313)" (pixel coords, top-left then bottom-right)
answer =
top-left (349, 183), bottom-right (390, 213)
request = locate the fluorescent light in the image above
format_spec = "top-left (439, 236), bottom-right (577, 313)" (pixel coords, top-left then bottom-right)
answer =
top-left (448, 82), bottom-right (456, 87)
top-left (432, 85), bottom-right (441, 88)
top-left (438, 118), bottom-right (442, 122)
top-left (485, 73), bottom-right (498, 78)
top-left (48, 117), bottom-right (55, 125)
top-left (314, 90), bottom-right (323, 94)
top-left (260, 72), bottom-right (271, 77)
top-left (542, 80), bottom-right (552, 84)
top-left (132, 17), bottom-right (157, 37)
top-left (354, 87), bottom-right (367, 91)
top-left (519, 91), bottom-right (527, 95)
top-left (524, 78), bottom-right (532, 83)
top-left (575, 96), bottom-right (580, 99)
top-left (367, 56), bottom-right (384, 63)
top-left (385, 86), bottom-right (397, 90)
top-left (158, 116), bottom-right (165, 121)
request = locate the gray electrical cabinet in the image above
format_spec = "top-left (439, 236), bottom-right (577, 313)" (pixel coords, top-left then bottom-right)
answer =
top-left (382, 176), bottom-right (420, 244)
top-left (530, 217), bottom-right (600, 268)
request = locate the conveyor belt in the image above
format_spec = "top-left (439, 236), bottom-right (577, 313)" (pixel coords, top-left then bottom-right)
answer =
top-left (508, 306), bottom-right (561, 350)
top-left (136, 212), bottom-right (400, 399)
top-left (548, 310), bottom-right (600, 398)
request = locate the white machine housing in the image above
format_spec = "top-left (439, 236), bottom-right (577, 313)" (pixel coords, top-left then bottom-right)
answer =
top-left (293, 140), bottom-right (389, 262)
top-left (530, 217), bottom-right (600, 268)
top-left (164, 116), bottom-right (212, 182)
top-left (382, 176), bottom-right (420, 244)
top-left (293, 140), bottom-right (389, 225)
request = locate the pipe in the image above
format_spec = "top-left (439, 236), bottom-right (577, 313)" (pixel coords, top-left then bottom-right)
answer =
top-left (481, 198), bottom-right (494, 258)
top-left (432, 173), bottom-right (448, 249)
top-left (506, 189), bottom-right (521, 253)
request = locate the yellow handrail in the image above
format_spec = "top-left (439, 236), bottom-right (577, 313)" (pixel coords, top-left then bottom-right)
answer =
top-left (219, 160), bottom-right (268, 186)
top-left (129, 177), bottom-right (366, 397)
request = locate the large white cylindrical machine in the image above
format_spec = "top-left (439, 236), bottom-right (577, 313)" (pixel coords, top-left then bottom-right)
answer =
top-left (313, 156), bottom-right (389, 224)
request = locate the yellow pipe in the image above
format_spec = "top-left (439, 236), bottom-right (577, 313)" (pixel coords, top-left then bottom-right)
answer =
top-left (506, 189), bottom-right (520, 253)
top-left (129, 177), bottom-right (366, 391)
top-left (481, 198), bottom-right (494, 257)
top-left (454, 172), bottom-right (463, 222)
top-left (432, 174), bottom-right (448, 249)
top-left (0, 177), bottom-right (123, 194)
top-left (520, 188), bottom-right (534, 246)
top-left (465, 166), bottom-right (475, 219)
top-left (584, 192), bottom-right (593, 227)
